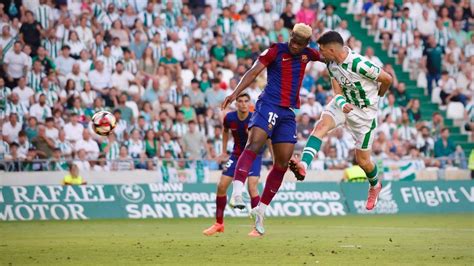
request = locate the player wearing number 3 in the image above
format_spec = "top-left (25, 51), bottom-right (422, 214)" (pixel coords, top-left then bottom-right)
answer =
top-left (203, 93), bottom-right (265, 237)
top-left (289, 31), bottom-right (393, 211)
top-left (221, 23), bottom-right (323, 236)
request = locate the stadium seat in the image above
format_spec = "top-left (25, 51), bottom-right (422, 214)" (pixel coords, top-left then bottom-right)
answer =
top-left (446, 102), bottom-right (465, 120)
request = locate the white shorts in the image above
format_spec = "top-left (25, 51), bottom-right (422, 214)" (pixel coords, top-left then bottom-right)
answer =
top-left (322, 98), bottom-right (378, 150)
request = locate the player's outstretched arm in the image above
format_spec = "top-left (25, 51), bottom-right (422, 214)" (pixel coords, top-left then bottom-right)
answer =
top-left (221, 60), bottom-right (266, 110)
top-left (376, 70), bottom-right (393, 97)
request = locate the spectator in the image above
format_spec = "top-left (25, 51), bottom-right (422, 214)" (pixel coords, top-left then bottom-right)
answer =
top-left (88, 60), bottom-right (111, 94)
top-left (12, 77), bottom-right (34, 107)
top-left (144, 129), bottom-right (159, 159)
top-left (31, 125), bottom-right (55, 159)
top-left (54, 45), bottom-right (75, 86)
top-left (50, 148), bottom-right (68, 171)
top-left (4, 41), bottom-right (29, 89)
top-left (75, 129), bottom-right (99, 160)
top-left (180, 96), bottom-right (197, 122)
top-left (397, 111), bottom-right (417, 144)
top-left (19, 11), bottom-right (42, 55)
top-left (300, 94), bottom-right (323, 120)
top-left (423, 36), bottom-right (444, 96)
top-left (29, 93), bottom-right (51, 122)
top-left (73, 149), bottom-right (91, 171)
top-left (393, 82), bottom-right (410, 107)
top-left (434, 128), bottom-right (456, 166)
top-left (407, 98), bottom-right (422, 123)
top-left (416, 126), bottom-right (435, 157)
top-left (182, 120), bottom-right (209, 160)
top-left (55, 129), bottom-right (72, 158)
top-left (364, 46), bottom-right (383, 67)
top-left (111, 61), bottom-right (136, 93)
top-left (205, 79), bottom-right (226, 109)
top-left (382, 93), bottom-right (402, 122)
top-left (63, 113), bottom-right (84, 145)
top-left (17, 131), bottom-right (30, 159)
top-left (113, 145), bottom-right (134, 171)
top-left (280, 2), bottom-right (295, 29)
top-left (139, 47), bottom-right (158, 79)
top-left (2, 113), bottom-right (21, 144)
top-left (439, 70), bottom-right (467, 106)
top-left (160, 131), bottom-right (182, 159)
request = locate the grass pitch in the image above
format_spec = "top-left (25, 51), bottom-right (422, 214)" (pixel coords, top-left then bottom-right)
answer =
top-left (1, 214), bottom-right (473, 265)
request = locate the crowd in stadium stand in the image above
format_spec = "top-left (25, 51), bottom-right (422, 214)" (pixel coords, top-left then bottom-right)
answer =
top-left (0, 0), bottom-right (471, 173)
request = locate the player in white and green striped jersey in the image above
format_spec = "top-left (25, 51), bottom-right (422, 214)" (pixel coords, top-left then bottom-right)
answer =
top-left (290, 31), bottom-right (393, 211)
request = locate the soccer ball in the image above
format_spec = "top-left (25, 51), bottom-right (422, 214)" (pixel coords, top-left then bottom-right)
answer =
top-left (92, 111), bottom-right (116, 136)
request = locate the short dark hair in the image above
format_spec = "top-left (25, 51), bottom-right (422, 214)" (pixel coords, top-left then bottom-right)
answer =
top-left (237, 93), bottom-right (250, 100)
top-left (317, 31), bottom-right (344, 46)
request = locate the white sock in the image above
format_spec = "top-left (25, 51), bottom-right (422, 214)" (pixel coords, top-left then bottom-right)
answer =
top-left (231, 180), bottom-right (244, 197)
top-left (257, 202), bottom-right (267, 215)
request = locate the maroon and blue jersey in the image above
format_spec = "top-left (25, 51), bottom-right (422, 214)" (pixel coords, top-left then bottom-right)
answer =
top-left (223, 111), bottom-right (252, 156)
top-left (258, 43), bottom-right (321, 109)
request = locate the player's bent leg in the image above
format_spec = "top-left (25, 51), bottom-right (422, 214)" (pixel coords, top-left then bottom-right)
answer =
top-left (230, 127), bottom-right (268, 209)
top-left (290, 114), bottom-right (336, 180)
top-left (355, 149), bottom-right (382, 210)
top-left (203, 175), bottom-right (232, 236)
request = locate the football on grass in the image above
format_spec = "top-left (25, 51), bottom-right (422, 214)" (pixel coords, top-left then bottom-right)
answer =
top-left (92, 111), bottom-right (116, 136)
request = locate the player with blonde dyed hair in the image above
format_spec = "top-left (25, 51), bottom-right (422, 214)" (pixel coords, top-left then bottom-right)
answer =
top-left (221, 23), bottom-right (323, 235)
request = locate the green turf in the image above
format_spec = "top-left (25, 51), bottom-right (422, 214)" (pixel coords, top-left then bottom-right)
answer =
top-left (1, 214), bottom-right (473, 265)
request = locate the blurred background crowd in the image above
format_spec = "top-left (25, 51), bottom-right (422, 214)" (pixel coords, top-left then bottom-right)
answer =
top-left (0, 0), bottom-right (472, 173)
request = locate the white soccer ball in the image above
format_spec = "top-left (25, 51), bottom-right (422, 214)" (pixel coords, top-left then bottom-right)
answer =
top-left (92, 111), bottom-right (116, 136)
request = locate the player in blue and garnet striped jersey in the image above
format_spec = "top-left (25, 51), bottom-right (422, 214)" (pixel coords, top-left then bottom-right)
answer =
top-left (221, 23), bottom-right (322, 236)
top-left (203, 93), bottom-right (267, 237)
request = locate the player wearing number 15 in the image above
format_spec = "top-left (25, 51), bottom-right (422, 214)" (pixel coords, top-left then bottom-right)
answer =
top-left (221, 23), bottom-right (323, 236)
top-left (203, 93), bottom-right (265, 237)
top-left (290, 31), bottom-right (393, 211)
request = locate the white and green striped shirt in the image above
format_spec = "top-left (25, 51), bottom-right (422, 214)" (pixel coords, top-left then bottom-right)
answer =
top-left (27, 71), bottom-right (46, 92)
top-left (123, 59), bottom-right (138, 75)
top-left (0, 87), bottom-right (12, 108)
top-left (36, 90), bottom-right (58, 107)
top-left (97, 55), bottom-right (116, 73)
top-left (114, 120), bottom-right (128, 142)
top-left (319, 14), bottom-right (342, 30)
top-left (172, 122), bottom-right (188, 138)
top-left (103, 140), bottom-right (120, 160)
top-left (160, 140), bottom-right (181, 158)
top-left (55, 139), bottom-right (72, 156)
top-left (0, 140), bottom-right (9, 160)
top-left (148, 42), bottom-right (165, 61)
top-left (91, 42), bottom-right (105, 58)
top-left (153, 121), bottom-right (172, 133)
top-left (327, 47), bottom-right (381, 109)
top-left (126, 139), bottom-right (145, 158)
top-left (42, 39), bottom-right (61, 59)
top-left (139, 11), bottom-right (157, 28)
top-left (35, 4), bottom-right (52, 29)
top-left (148, 26), bottom-right (168, 43)
top-left (1, 36), bottom-right (16, 57)
top-left (5, 102), bottom-right (28, 123)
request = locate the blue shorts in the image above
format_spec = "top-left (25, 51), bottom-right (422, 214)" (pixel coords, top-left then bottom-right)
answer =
top-left (222, 154), bottom-right (262, 177)
top-left (249, 100), bottom-right (297, 144)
